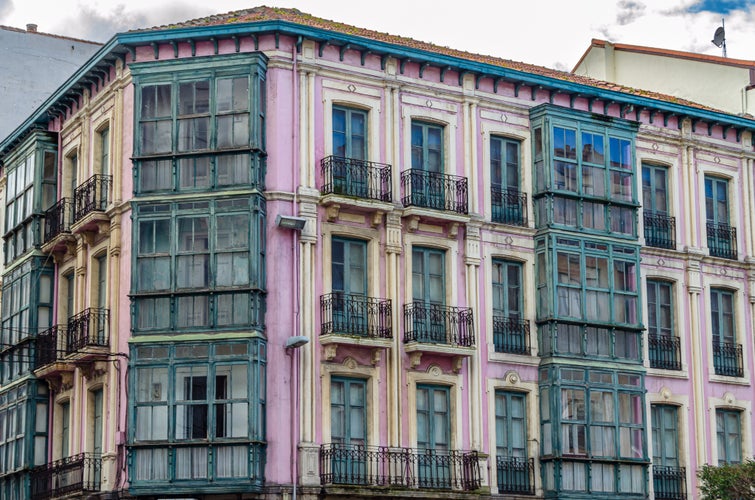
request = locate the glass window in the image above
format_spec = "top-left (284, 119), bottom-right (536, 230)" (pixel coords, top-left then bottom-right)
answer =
top-left (642, 164), bottom-right (668, 214)
top-left (333, 106), bottom-right (367, 160)
top-left (491, 137), bottom-right (520, 191)
top-left (416, 385), bottom-right (451, 488)
top-left (716, 409), bottom-right (742, 465)
top-left (411, 121), bottom-right (443, 173)
top-left (135, 64), bottom-right (265, 193)
top-left (651, 405), bottom-right (679, 468)
top-left (99, 127), bottom-right (110, 177)
top-left (133, 198), bottom-right (265, 333)
top-left (496, 391), bottom-right (527, 458)
top-left (130, 340), bottom-right (266, 485)
top-left (61, 401), bottom-right (70, 458)
top-left (647, 280), bottom-right (673, 338)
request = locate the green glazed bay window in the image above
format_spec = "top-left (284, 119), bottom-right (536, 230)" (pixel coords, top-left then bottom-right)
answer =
top-left (132, 197), bottom-right (265, 333)
top-left (1, 258), bottom-right (54, 383)
top-left (129, 340), bottom-right (266, 493)
top-left (3, 132), bottom-right (58, 265)
top-left (0, 382), bottom-right (49, 492)
top-left (535, 236), bottom-right (641, 329)
top-left (531, 105), bottom-right (639, 238)
top-left (539, 366), bottom-right (647, 497)
top-left (132, 54), bottom-right (267, 194)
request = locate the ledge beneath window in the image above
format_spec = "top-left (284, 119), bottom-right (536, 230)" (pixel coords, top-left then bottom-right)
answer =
top-left (646, 366), bottom-right (689, 380)
top-left (320, 334), bottom-right (392, 364)
top-left (709, 372), bottom-right (751, 386)
top-left (320, 193), bottom-right (396, 219)
top-left (404, 342), bottom-right (475, 372)
top-left (402, 206), bottom-right (470, 226)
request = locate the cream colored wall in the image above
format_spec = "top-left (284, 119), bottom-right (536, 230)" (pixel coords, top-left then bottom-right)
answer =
top-left (574, 46), bottom-right (754, 116)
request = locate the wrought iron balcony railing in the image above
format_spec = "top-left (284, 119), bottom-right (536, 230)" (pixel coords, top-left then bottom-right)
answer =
top-left (493, 316), bottom-right (530, 355)
top-left (319, 444), bottom-right (481, 491)
top-left (30, 453), bottom-right (102, 500)
top-left (320, 155), bottom-right (392, 202)
top-left (713, 341), bottom-right (744, 377)
top-left (403, 302), bottom-right (474, 347)
top-left (707, 222), bottom-right (737, 260)
top-left (35, 325), bottom-right (66, 368)
top-left (492, 187), bottom-right (528, 226)
top-left (43, 198), bottom-right (74, 243)
top-left (73, 174), bottom-right (112, 223)
top-left (320, 293), bottom-right (392, 339)
top-left (648, 334), bottom-right (682, 371)
top-left (67, 308), bottom-right (109, 354)
top-left (653, 465), bottom-right (687, 500)
top-left (644, 211), bottom-right (676, 250)
top-left (401, 169), bottom-right (468, 214)
top-left (496, 457), bottom-right (535, 495)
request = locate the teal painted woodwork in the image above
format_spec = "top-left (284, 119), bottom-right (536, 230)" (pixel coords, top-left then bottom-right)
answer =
top-left (131, 196), bottom-right (266, 334)
top-left (539, 366), bottom-right (648, 497)
top-left (128, 339), bottom-right (266, 494)
top-left (131, 54), bottom-right (267, 194)
top-left (3, 132), bottom-right (58, 265)
top-left (411, 247), bottom-right (446, 343)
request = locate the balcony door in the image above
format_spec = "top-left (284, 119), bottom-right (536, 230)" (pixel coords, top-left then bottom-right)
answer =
top-left (330, 377), bottom-right (367, 484)
top-left (710, 288), bottom-right (737, 376)
top-left (411, 121), bottom-right (444, 209)
top-left (705, 176), bottom-right (732, 256)
top-left (417, 385), bottom-right (451, 488)
top-left (495, 391), bottom-right (529, 493)
top-left (651, 405), bottom-right (683, 498)
top-left (412, 247), bottom-right (445, 342)
top-left (332, 238), bottom-right (367, 334)
top-left (491, 137), bottom-right (522, 224)
top-left (332, 106), bottom-right (367, 196)
top-left (492, 260), bottom-right (524, 353)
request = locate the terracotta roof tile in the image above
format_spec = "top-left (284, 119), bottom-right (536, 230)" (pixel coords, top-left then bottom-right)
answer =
top-left (132, 6), bottom-right (723, 114)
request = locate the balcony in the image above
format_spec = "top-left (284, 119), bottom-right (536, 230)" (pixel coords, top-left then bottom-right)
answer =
top-left (404, 302), bottom-right (474, 347)
top-left (35, 325), bottom-right (66, 369)
top-left (713, 342), bottom-right (744, 377)
top-left (401, 169), bottom-right (468, 215)
top-left (644, 211), bottom-right (676, 250)
top-left (648, 334), bottom-right (682, 371)
top-left (320, 155), bottom-right (392, 202)
top-left (30, 453), bottom-right (102, 500)
top-left (492, 187), bottom-right (528, 226)
top-left (496, 457), bottom-right (535, 495)
top-left (43, 198), bottom-right (74, 243)
top-left (493, 316), bottom-right (530, 355)
top-left (707, 222), bottom-right (737, 260)
top-left (71, 174), bottom-right (112, 237)
top-left (319, 444), bottom-right (481, 491)
top-left (320, 293), bottom-right (392, 339)
top-left (653, 465), bottom-right (686, 500)
top-left (67, 308), bottom-right (110, 354)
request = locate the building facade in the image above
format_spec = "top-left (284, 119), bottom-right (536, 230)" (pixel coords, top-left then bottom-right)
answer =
top-left (573, 39), bottom-right (755, 117)
top-left (0, 7), bottom-right (753, 499)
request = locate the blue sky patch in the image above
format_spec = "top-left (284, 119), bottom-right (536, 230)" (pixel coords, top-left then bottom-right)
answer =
top-left (688, 0), bottom-right (755, 14)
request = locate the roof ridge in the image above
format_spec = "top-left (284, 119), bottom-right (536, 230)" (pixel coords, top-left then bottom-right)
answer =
top-left (0, 24), bottom-right (102, 45)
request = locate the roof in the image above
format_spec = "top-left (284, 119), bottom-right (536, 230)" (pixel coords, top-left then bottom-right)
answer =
top-left (136, 6), bottom-right (719, 113)
top-left (3, 6), bottom-right (755, 157)
top-left (574, 38), bottom-right (755, 73)
top-left (0, 24), bottom-right (101, 46)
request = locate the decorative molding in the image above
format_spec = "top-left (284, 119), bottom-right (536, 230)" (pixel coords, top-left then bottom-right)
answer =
top-left (326, 204), bottom-right (340, 222)
top-left (371, 211), bottom-right (384, 228)
top-left (409, 351), bottom-right (422, 368)
top-left (323, 344), bottom-right (337, 361)
top-left (406, 215), bottom-right (420, 233)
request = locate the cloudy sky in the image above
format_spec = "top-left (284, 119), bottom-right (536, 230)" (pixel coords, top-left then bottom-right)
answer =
top-left (1, 0), bottom-right (753, 70)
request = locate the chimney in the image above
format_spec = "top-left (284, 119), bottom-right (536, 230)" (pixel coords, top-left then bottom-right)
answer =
top-left (26, 24), bottom-right (38, 32)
